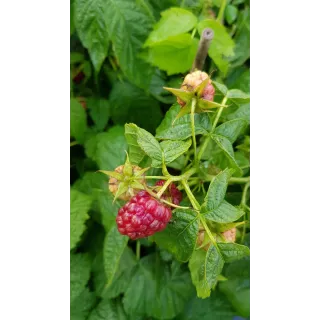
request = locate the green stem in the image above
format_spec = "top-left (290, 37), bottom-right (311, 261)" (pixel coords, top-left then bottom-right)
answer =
top-left (136, 241), bottom-right (141, 260)
top-left (182, 167), bottom-right (197, 180)
top-left (199, 215), bottom-right (217, 246)
top-left (240, 182), bottom-right (250, 244)
top-left (190, 98), bottom-right (197, 162)
top-left (217, 0), bottom-right (227, 24)
top-left (144, 168), bottom-right (197, 182)
top-left (241, 182), bottom-right (250, 207)
top-left (157, 179), bottom-right (172, 198)
top-left (146, 188), bottom-right (190, 209)
top-left (181, 179), bottom-right (201, 210)
top-left (241, 213), bottom-right (246, 244)
top-left (197, 96), bottom-right (228, 164)
top-left (144, 176), bottom-right (167, 180)
top-left (191, 28), bottom-right (197, 38)
top-left (182, 180), bottom-right (217, 247)
top-left (70, 141), bottom-right (79, 147)
top-left (207, 175), bottom-right (250, 184)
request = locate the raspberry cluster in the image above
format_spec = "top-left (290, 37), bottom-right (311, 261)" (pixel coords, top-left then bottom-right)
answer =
top-left (116, 181), bottom-right (182, 240)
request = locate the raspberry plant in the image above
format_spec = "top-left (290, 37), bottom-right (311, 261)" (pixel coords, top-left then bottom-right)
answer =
top-left (71, 0), bottom-right (250, 319)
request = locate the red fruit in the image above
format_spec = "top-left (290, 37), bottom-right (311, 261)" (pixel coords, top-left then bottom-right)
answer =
top-left (73, 71), bottom-right (85, 84)
top-left (155, 180), bottom-right (182, 205)
top-left (116, 191), bottom-right (172, 240)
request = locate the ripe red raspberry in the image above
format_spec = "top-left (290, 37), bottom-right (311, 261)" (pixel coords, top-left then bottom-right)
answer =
top-left (116, 191), bottom-right (172, 240)
top-left (155, 180), bottom-right (182, 205)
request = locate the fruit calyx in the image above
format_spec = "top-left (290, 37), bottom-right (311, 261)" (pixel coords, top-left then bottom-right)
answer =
top-left (99, 154), bottom-right (148, 201)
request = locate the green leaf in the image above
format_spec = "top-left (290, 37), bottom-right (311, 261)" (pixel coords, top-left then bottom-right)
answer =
top-left (103, 225), bottom-right (129, 287)
top-left (225, 103), bottom-right (250, 123)
top-left (70, 52), bottom-right (85, 64)
top-left (161, 139), bottom-right (192, 165)
top-left (88, 299), bottom-right (127, 320)
top-left (70, 189), bottom-right (92, 250)
top-left (70, 98), bottom-right (87, 144)
top-left (74, 0), bottom-right (109, 72)
top-left (70, 288), bottom-right (96, 320)
top-left (203, 168), bottom-right (231, 211)
top-left (219, 259), bottom-right (250, 317)
top-left (124, 256), bottom-right (193, 319)
top-left (225, 5), bottom-right (238, 24)
top-left (225, 65), bottom-right (250, 93)
top-left (73, 172), bottom-right (122, 231)
top-left (110, 81), bottom-right (162, 132)
top-left (87, 99), bottom-right (110, 132)
top-left (104, 0), bottom-right (155, 89)
top-left (101, 248), bottom-right (137, 299)
top-left (124, 124), bottom-right (146, 165)
top-left (145, 7), bottom-right (197, 46)
top-left (176, 290), bottom-right (235, 320)
top-left (197, 19), bottom-right (235, 74)
top-left (70, 253), bottom-right (91, 302)
top-left (147, 34), bottom-right (199, 75)
top-left (230, 7), bottom-right (250, 68)
top-left (202, 200), bottom-right (245, 223)
top-left (214, 119), bottom-right (248, 143)
top-left (152, 209), bottom-right (199, 262)
top-left (212, 81), bottom-right (228, 96)
top-left (91, 247), bottom-right (136, 298)
top-left (129, 124), bottom-right (162, 167)
top-left (217, 243), bottom-right (250, 263)
top-left (85, 126), bottom-right (128, 170)
top-left (189, 245), bottom-right (224, 298)
top-left (227, 89), bottom-right (250, 101)
top-left (211, 134), bottom-right (242, 175)
top-left (156, 104), bottom-right (211, 140)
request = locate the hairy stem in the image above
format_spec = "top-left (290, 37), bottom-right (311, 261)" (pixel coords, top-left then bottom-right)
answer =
top-left (70, 141), bottom-right (79, 147)
top-left (217, 0), bottom-right (227, 24)
top-left (241, 182), bottom-right (250, 207)
top-left (199, 215), bottom-right (217, 246)
top-left (190, 98), bottom-right (197, 161)
top-left (146, 188), bottom-right (190, 209)
top-left (156, 179), bottom-right (172, 198)
top-left (136, 241), bottom-right (141, 260)
top-left (181, 179), bottom-right (201, 210)
top-left (240, 182), bottom-right (250, 244)
top-left (182, 180), bottom-right (217, 247)
top-left (191, 28), bottom-right (214, 72)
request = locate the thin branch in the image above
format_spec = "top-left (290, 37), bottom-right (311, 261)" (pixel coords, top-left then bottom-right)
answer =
top-left (191, 28), bottom-right (214, 72)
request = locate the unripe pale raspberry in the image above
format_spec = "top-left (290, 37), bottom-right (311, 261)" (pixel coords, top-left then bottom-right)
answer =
top-left (155, 180), bottom-right (182, 205)
top-left (116, 191), bottom-right (172, 240)
top-left (109, 165), bottom-right (145, 201)
top-left (178, 70), bottom-right (215, 107)
top-left (196, 230), bottom-right (210, 251)
top-left (222, 227), bottom-right (236, 242)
